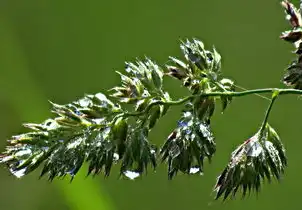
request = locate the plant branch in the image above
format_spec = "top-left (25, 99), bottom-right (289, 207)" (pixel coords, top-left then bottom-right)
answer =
top-left (0, 0), bottom-right (299, 201)
top-left (118, 88), bottom-right (301, 120)
top-left (259, 90), bottom-right (279, 137)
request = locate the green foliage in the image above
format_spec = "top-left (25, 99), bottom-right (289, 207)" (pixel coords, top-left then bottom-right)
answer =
top-left (160, 106), bottom-right (216, 179)
top-left (1, 0), bottom-right (302, 202)
top-left (214, 124), bottom-right (287, 200)
top-left (0, 37), bottom-right (232, 182)
top-left (281, 0), bottom-right (302, 88)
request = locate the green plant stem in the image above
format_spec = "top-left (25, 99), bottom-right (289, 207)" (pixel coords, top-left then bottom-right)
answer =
top-left (206, 88), bottom-right (302, 97)
top-left (118, 88), bottom-right (302, 119)
top-left (259, 91), bottom-right (279, 138)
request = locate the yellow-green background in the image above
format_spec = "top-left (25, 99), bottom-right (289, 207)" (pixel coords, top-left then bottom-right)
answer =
top-left (0, 0), bottom-right (300, 210)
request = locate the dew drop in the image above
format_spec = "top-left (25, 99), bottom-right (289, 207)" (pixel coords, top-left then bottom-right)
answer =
top-left (189, 167), bottom-right (201, 174)
top-left (113, 153), bottom-right (119, 161)
top-left (15, 149), bottom-right (32, 158)
top-left (123, 171), bottom-right (140, 180)
top-left (10, 168), bottom-right (26, 178)
top-left (183, 111), bottom-right (192, 118)
top-left (95, 93), bottom-right (107, 102)
top-left (78, 98), bottom-right (91, 107)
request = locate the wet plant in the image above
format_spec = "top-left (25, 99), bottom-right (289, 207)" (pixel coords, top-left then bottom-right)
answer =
top-left (1, 0), bottom-right (301, 201)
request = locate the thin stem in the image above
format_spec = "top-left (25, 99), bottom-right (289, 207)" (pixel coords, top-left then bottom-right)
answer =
top-left (244, 91), bottom-right (279, 159)
top-left (201, 88), bottom-right (302, 97)
top-left (259, 91), bottom-right (279, 138)
top-left (233, 84), bottom-right (271, 101)
top-left (117, 88), bottom-right (302, 120)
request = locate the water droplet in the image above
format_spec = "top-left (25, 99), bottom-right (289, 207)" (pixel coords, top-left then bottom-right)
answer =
top-left (189, 167), bottom-right (203, 175)
top-left (199, 123), bottom-right (211, 137)
top-left (74, 110), bottom-right (81, 116)
top-left (15, 149), bottom-right (32, 158)
top-left (10, 168), bottom-right (26, 178)
top-left (92, 118), bottom-right (105, 125)
top-left (178, 120), bottom-right (188, 128)
top-left (68, 168), bottom-right (77, 176)
top-left (187, 120), bottom-right (193, 127)
top-left (183, 111), bottom-right (192, 118)
top-left (142, 90), bottom-right (150, 97)
top-left (245, 135), bottom-right (263, 157)
top-left (95, 93), bottom-right (107, 102)
top-left (44, 120), bottom-right (59, 130)
top-left (78, 98), bottom-right (91, 107)
top-left (125, 65), bottom-right (131, 73)
top-left (123, 171), bottom-right (140, 180)
top-left (113, 153), bottom-right (119, 161)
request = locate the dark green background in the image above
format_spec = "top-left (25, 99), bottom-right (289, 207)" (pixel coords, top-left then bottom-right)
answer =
top-left (0, 0), bottom-right (300, 210)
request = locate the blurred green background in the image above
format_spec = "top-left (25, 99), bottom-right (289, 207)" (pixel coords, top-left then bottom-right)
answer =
top-left (0, 0), bottom-right (300, 209)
